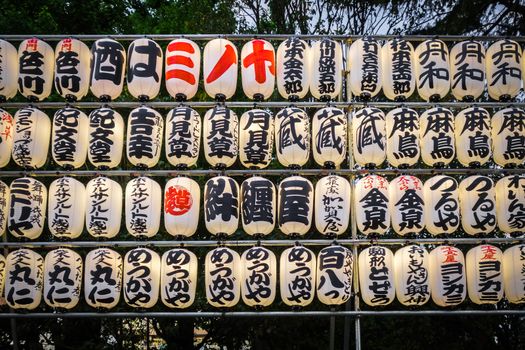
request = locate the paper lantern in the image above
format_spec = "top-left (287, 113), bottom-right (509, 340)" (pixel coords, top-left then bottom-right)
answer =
top-left (5, 249), bottom-right (43, 310)
top-left (348, 37), bottom-right (382, 99)
top-left (18, 38), bottom-right (54, 101)
top-left (90, 38), bottom-right (126, 101)
top-left (450, 40), bottom-right (485, 101)
top-left (394, 245), bottom-right (430, 306)
top-left (239, 109), bottom-right (274, 169)
top-left (459, 175), bottom-right (496, 235)
top-left (165, 106), bottom-right (201, 168)
top-left (241, 176), bottom-right (276, 236)
top-left (84, 248), bottom-right (122, 309)
top-left (0, 180), bottom-right (9, 236)
top-left (280, 245), bottom-right (316, 307)
top-left (454, 107), bottom-right (491, 166)
top-left (241, 246), bottom-right (277, 307)
top-left (495, 175), bottom-right (525, 233)
top-left (125, 177), bottom-right (161, 237)
top-left (0, 254), bottom-right (5, 297)
top-left (0, 109), bottom-right (14, 167)
top-left (241, 39), bottom-right (275, 100)
top-left (205, 247), bottom-right (241, 307)
top-left (310, 39), bottom-right (342, 100)
top-left (85, 177), bottom-right (122, 239)
top-left (203, 106), bottom-right (238, 168)
top-left (429, 245), bottom-right (466, 307)
top-left (54, 38), bottom-right (91, 101)
top-left (491, 107), bottom-right (525, 167)
top-left (276, 37), bottom-right (310, 100)
top-left (503, 245), bottom-right (525, 303)
top-left (423, 175), bottom-right (460, 235)
top-left (123, 247), bottom-right (161, 308)
top-left (352, 107), bottom-right (386, 167)
top-left (165, 38), bottom-right (200, 100)
top-left (160, 248), bottom-right (198, 308)
top-left (358, 246), bottom-right (395, 306)
top-left (486, 39), bottom-right (522, 101)
top-left (385, 107), bottom-right (420, 167)
top-left (415, 39), bottom-right (450, 101)
top-left (12, 107), bottom-right (51, 169)
top-left (381, 39), bottom-right (415, 101)
top-left (316, 245), bottom-right (353, 305)
top-left (164, 177), bottom-right (200, 238)
top-left (51, 107), bottom-right (89, 169)
top-left (126, 106), bottom-right (164, 168)
top-left (204, 176), bottom-right (239, 236)
top-left (48, 177), bottom-right (86, 239)
top-left (203, 38), bottom-right (238, 100)
top-left (314, 175), bottom-right (350, 236)
top-left (354, 175), bottom-right (390, 235)
top-left (44, 248), bottom-right (82, 309)
top-left (274, 107), bottom-right (310, 167)
top-left (278, 176), bottom-right (313, 236)
top-left (126, 38), bottom-right (162, 101)
top-left (312, 107), bottom-right (347, 168)
top-left (389, 175), bottom-right (425, 235)
top-left (0, 39), bottom-right (19, 100)
top-left (88, 107), bottom-right (124, 169)
top-left (420, 107), bottom-right (455, 166)
top-left (466, 245), bottom-right (503, 305)
top-left (9, 177), bottom-right (47, 240)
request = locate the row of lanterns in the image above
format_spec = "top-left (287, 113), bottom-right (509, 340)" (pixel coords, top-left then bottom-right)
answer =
top-left (1, 174), bottom-right (523, 239)
top-left (1, 244), bottom-right (524, 310)
top-left (1, 105), bottom-right (524, 170)
top-left (0, 37), bottom-right (523, 102)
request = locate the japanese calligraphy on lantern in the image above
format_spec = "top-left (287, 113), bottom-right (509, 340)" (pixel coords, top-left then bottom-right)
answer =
top-left (239, 109), bottom-right (274, 169)
top-left (12, 107), bottom-right (51, 169)
top-left (466, 245), bottom-right (503, 305)
top-left (241, 246), bottom-right (277, 307)
top-left (275, 107), bottom-right (310, 167)
top-left (0, 109), bottom-right (14, 167)
top-left (459, 175), bottom-right (496, 235)
top-left (205, 247), bottom-right (241, 307)
top-left (17, 38), bottom-right (54, 101)
top-left (415, 39), bottom-right (450, 101)
top-left (314, 175), bottom-right (350, 236)
top-left (54, 38), bottom-right (91, 101)
top-left (495, 175), bottom-right (525, 234)
top-left (278, 176), bottom-right (314, 236)
top-left (85, 177), bottom-right (122, 239)
top-left (348, 37), bottom-right (382, 99)
top-left (280, 246), bottom-right (316, 307)
top-left (312, 107), bottom-right (347, 168)
top-left (491, 107), bottom-right (525, 167)
top-left (429, 245), bottom-right (466, 307)
top-left (423, 175), bottom-right (460, 235)
top-left (126, 106), bottom-right (164, 168)
top-left (161, 248), bottom-right (198, 308)
top-left (420, 107), bottom-right (455, 167)
top-left (316, 245), bottom-right (352, 305)
top-left (355, 175), bottom-right (390, 235)
top-left (394, 245), bottom-right (430, 306)
top-left (165, 106), bottom-right (201, 168)
top-left (125, 177), bottom-right (161, 237)
top-left (164, 177), bottom-right (200, 237)
top-left (5, 248), bottom-right (43, 310)
top-left (385, 107), bottom-right (420, 167)
top-left (90, 38), bottom-right (126, 101)
top-left (203, 107), bottom-right (238, 168)
top-left (381, 39), bottom-right (415, 101)
top-left (123, 247), bottom-right (160, 308)
top-left (241, 177), bottom-right (276, 236)
top-left (165, 39), bottom-right (200, 100)
top-left (204, 176), bottom-right (239, 236)
top-left (450, 40), bottom-right (485, 101)
top-left (8, 177), bottom-right (47, 240)
top-left (0, 180), bottom-right (9, 235)
top-left (454, 107), bottom-right (492, 166)
top-left (203, 38), bottom-right (238, 100)
top-left (502, 245), bottom-right (525, 303)
top-left (276, 37), bottom-right (310, 100)
top-left (241, 39), bottom-right (275, 100)
top-left (52, 107), bottom-right (89, 169)
top-left (352, 107), bottom-right (386, 167)
top-left (43, 248), bottom-right (82, 309)
top-left (486, 39), bottom-right (522, 101)
top-left (127, 38), bottom-right (163, 101)
top-left (48, 177), bottom-right (86, 239)
top-left (310, 39), bottom-right (342, 100)
top-left (389, 175), bottom-right (425, 235)
top-left (88, 107), bottom-right (124, 169)
top-left (84, 248), bottom-right (122, 309)
top-left (359, 246), bottom-right (395, 306)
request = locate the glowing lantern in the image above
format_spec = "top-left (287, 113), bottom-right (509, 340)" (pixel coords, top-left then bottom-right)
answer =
top-left (348, 37), bottom-right (382, 99)
top-left (278, 176), bottom-right (313, 236)
top-left (352, 107), bottom-right (386, 168)
top-left (495, 175), bottom-right (525, 234)
top-left (48, 177), bottom-right (86, 239)
top-left (428, 245), bottom-right (466, 307)
top-left (125, 177), bottom-right (161, 238)
top-left (503, 245), bottom-right (525, 304)
top-left (280, 245), bottom-right (316, 307)
top-left (85, 177), bottom-right (122, 239)
top-left (0, 109), bottom-right (14, 167)
top-left (0, 254), bottom-right (5, 296)
top-left (312, 107), bottom-right (347, 168)
top-left (204, 176), bottom-right (239, 236)
top-left (127, 38), bottom-right (163, 101)
top-left (241, 246), bottom-right (277, 307)
top-left (44, 248), bottom-right (82, 309)
top-left (389, 175), bottom-right (425, 235)
top-left (316, 245), bottom-right (353, 305)
top-left (381, 39), bottom-right (415, 101)
top-left (12, 107), bottom-right (50, 169)
top-left (54, 38), bottom-right (91, 101)
top-left (486, 39), bottom-right (522, 101)
top-left (459, 175), bottom-right (496, 235)
top-left (466, 245), bottom-right (503, 305)
top-left (423, 175), bottom-right (460, 235)
top-left (0, 180), bottom-right (9, 235)
top-left (205, 247), bottom-right (241, 307)
top-left (5, 249), bottom-right (43, 310)
top-left (491, 107), bottom-right (525, 167)
top-left (0, 40), bottom-right (18, 100)
top-left (239, 109), bottom-right (274, 169)
top-left (310, 39), bottom-right (342, 100)
top-left (9, 177), bottom-right (47, 240)
top-left (18, 38), bottom-right (54, 101)
top-left (203, 106), bottom-right (238, 168)
top-left (164, 177), bottom-right (200, 238)
top-left (314, 175), bottom-right (350, 236)
top-left (450, 40), bottom-right (485, 101)
top-left (394, 245), bottom-right (430, 306)
top-left (415, 39), bottom-right (450, 101)
top-left (354, 175), bottom-right (390, 235)
top-left (84, 248), bottom-right (122, 309)
top-left (454, 107), bottom-right (491, 166)
top-left (160, 248), bottom-right (198, 308)
top-left (420, 107), bottom-right (455, 167)
top-left (203, 38), bottom-right (238, 100)
top-left (165, 38), bottom-right (200, 101)
top-left (88, 107), bottom-right (124, 169)
top-left (51, 107), bottom-right (89, 169)
top-left (241, 39), bottom-right (275, 100)
top-left (90, 38), bottom-right (126, 101)
top-left (241, 177), bottom-right (276, 236)
top-left (165, 106), bottom-right (201, 168)
top-left (126, 106), bottom-right (164, 168)
top-left (385, 107), bottom-right (419, 167)
top-left (123, 247), bottom-right (161, 308)
top-left (359, 246), bottom-right (395, 306)
top-left (276, 37), bottom-right (310, 100)
top-left (274, 107), bottom-right (310, 168)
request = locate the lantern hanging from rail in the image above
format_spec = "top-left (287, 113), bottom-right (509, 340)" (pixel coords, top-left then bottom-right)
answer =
top-left (450, 40), bottom-right (485, 101)
top-left (84, 247), bottom-right (123, 309)
top-left (203, 38), bottom-right (238, 100)
top-left (123, 247), bottom-right (161, 308)
top-left (88, 107), bottom-right (124, 169)
top-left (389, 175), bottom-right (425, 236)
top-left (8, 177), bottom-right (47, 240)
top-left (44, 248), bottom-right (82, 309)
top-left (125, 177), bottom-right (161, 238)
top-left (54, 38), bottom-right (91, 101)
top-left (314, 175), bottom-right (350, 237)
top-left (310, 38), bottom-right (342, 101)
top-left (385, 107), bottom-right (420, 167)
top-left (491, 107), bottom-right (525, 167)
top-left (205, 247), bottom-right (241, 308)
top-left (12, 107), bottom-right (51, 169)
top-left (126, 106), bottom-right (164, 169)
top-left (429, 245), bottom-right (466, 307)
top-left (454, 107), bottom-right (492, 167)
top-left (0, 254), bottom-right (5, 297)
top-left (459, 175), bottom-right (496, 235)
top-left (352, 107), bottom-right (386, 168)
top-left (276, 37), bottom-right (311, 100)
top-left (85, 177), bottom-right (122, 239)
top-left (274, 107), bottom-right (310, 168)
top-left (203, 106), bottom-right (238, 168)
top-left (18, 38), bottom-right (54, 101)
top-left (359, 246), bottom-right (395, 307)
top-left (348, 37), bottom-right (382, 99)
top-left (165, 106), bottom-right (201, 168)
top-left (495, 175), bottom-right (525, 234)
top-left (354, 175), bottom-right (390, 236)
top-left (90, 38), bottom-right (126, 101)
top-left (52, 107), bottom-right (89, 169)
top-left (0, 39), bottom-right (18, 101)
top-left (239, 109), bottom-right (274, 169)
top-left (165, 38), bottom-right (200, 101)
top-left (466, 244), bottom-right (503, 305)
top-left (241, 176), bottom-right (276, 236)
top-left (241, 39), bottom-right (275, 100)
top-left (241, 246), bottom-right (277, 307)
top-left (48, 177), bottom-right (86, 239)
top-left (204, 176), bottom-right (239, 236)
top-left (0, 109), bottom-right (14, 168)
top-left (423, 175), bottom-right (460, 236)
top-left (164, 176), bottom-right (200, 238)
top-left (0, 180), bottom-right (9, 236)
top-left (312, 107), bottom-right (347, 168)
top-left (280, 245), bottom-right (316, 307)
top-left (415, 39), bottom-right (450, 101)
top-left (5, 248), bottom-right (43, 310)
top-left (381, 38), bottom-right (415, 101)
top-left (502, 244), bottom-right (525, 304)
top-left (127, 38), bottom-right (163, 101)
top-left (394, 245), bottom-right (430, 306)
top-left (419, 107), bottom-right (455, 167)
top-left (161, 248), bottom-right (198, 309)
top-left (278, 176), bottom-right (314, 236)
top-left (486, 39), bottom-right (522, 101)
top-left (316, 245), bottom-right (353, 305)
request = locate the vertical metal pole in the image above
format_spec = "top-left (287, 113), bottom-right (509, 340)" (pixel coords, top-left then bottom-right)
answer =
top-left (330, 307), bottom-right (336, 350)
top-left (146, 318), bottom-right (150, 350)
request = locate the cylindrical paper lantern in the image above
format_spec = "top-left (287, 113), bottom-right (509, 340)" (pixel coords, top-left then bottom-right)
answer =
top-left (394, 245), bottom-right (430, 306)
top-left (88, 107), bottom-right (124, 169)
top-left (450, 40), bottom-right (485, 101)
top-left (241, 39), bottom-right (275, 100)
top-left (495, 175), bottom-right (525, 233)
top-left (352, 107), bottom-right (386, 167)
top-left (429, 245), bottom-right (466, 307)
top-left (48, 177), bottom-right (86, 239)
top-left (316, 245), bottom-right (353, 305)
top-left (423, 175), bottom-right (460, 235)
top-left (9, 177), bottom-right (47, 240)
top-left (205, 247), bottom-right (241, 307)
top-left (12, 107), bottom-right (51, 169)
top-left (491, 107), bottom-right (525, 167)
top-left (241, 176), bottom-right (276, 236)
top-left (314, 175), bottom-right (350, 236)
top-left (241, 246), bottom-right (277, 307)
top-left (85, 177), bottom-right (122, 239)
top-left (90, 38), bottom-right (126, 101)
top-left (165, 39), bottom-right (200, 101)
top-left (84, 248), bottom-right (122, 309)
top-left (239, 109), bottom-right (274, 169)
top-left (126, 106), bottom-right (164, 168)
top-left (385, 107), bottom-right (420, 167)
top-left (420, 107), bottom-right (455, 166)
top-left (278, 176), bottom-right (314, 236)
top-left (203, 38), bottom-right (238, 100)
top-left (18, 38), bottom-right (54, 101)
top-left (125, 177), bottom-right (161, 237)
top-left (466, 244), bottom-right (503, 304)
top-left (164, 177), bottom-right (200, 238)
top-left (459, 175), bottom-right (496, 235)
top-left (203, 106), bottom-right (238, 168)
top-left (54, 38), bottom-right (91, 101)
top-left (354, 175), bottom-right (390, 235)
top-left (454, 107), bottom-right (491, 166)
top-left (274, 107), bottom-right (310, 167)
top-left (486, 39), bottom-right (522, 101)
top-left (0, 39), bottom-right (19, 100)
top-left (0, 109), bottom-right (14, 167)
top-left (127, 38), bottom-right (163, 101)
top-left (503, 245), bottom-right (525, 304)
top-left (280, 245), bottom-right (316, 306)
top-left (276, 37), bottom-right (311, 100)
top-left (123, 247), bottom-right (161, 308)
top-left (204, 176), bottom-right (239, 236)
top-left (44, 248), bottom-right (82, 309)
top-left (358, 246), bottom-right (395, 306)
top-left (381, 39), bottom-right (415, 101)
top-left (312, 107), bottom-right (347, 168)
top-left (160, 248), bottom-right (198, 309)
top-left (165, 106), bottom-right (201, 168)
top-left (51, 107), bottom-right (89, 169)
top-left (0, 180), bottom-right (9, 236)
top-left (389, 175), bottom-right (425, 235)
top-left (415, 39), bottom-right (450, 101)
top-left (347, 37), bottom-right (382, 99)
top-left (5, 248), bottom-right (43, 309)
top-left (310, 39), bottom-right (342, 100)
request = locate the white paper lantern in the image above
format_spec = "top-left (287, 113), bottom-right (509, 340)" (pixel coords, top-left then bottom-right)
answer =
top-left (123, 247), bottom-right (161, 308)
top-left (85, 177), bottom-right (122, 239)
top-left (165, 106), bottom-right (201, 168)
top-left (164, 177), bottom-right (200, 238)
top-left (491, 107), bottom-right (525, 167)
top-left (203, 38), bottom-right (238, 100)
top-left (160, 248), bottom-right (198, 308)
top-left (0, 109), bottom-right (14, 167)
top-left (48, 177), bottom-right (86, 239)
top-left (314, 175), bottom-right (350, 236)
top-left (90, 38), bottom-right (126, 101)
top-left (358, 246), bottom-right (395, 306)
top-left (394, 245), bottom-right (430, 306)
top-left (450, 40), bottom-right (485, 101)
top-left (310, 39), bottom-right (342, 101)
top-left (354, 175), bottom-right (390, 235)
top-left (495, 175), bottom-right (525, 234)
top-left (415, 39), bottom-right (450, 101)
top-left (0, 180), bottom-right (9, 236)
top-left (278, 176), bottom-right (313, 236)
top-left (241, 39), bottom-right (275, 100)
top-left (9, 177), bottom-right (47, 240)
top-left (348, 37), bottom-right (382, 99)
top-left (312, 107), bottom-right (347, 168)
top-left (466, 244), bottom-right (503, 305)
top-left (274, 107), bottom-right (310, 168)
top-left (352, 107), bottom-right (386, 167)
top-left (503, 245), bottom-right (525, 304)
top-left (241, 246), bottom-right (277, 307)
top-left (423, 175), bottom-right (460, 235)
top-left (126, 38), bottom-right (162, 101)
top-left (205, 247), bottom-right (241, 307)
top-left (389, 175), bottom-right (425, 235)
top-left (204, 176), bottom-right (239, 236)
top-left (54, 38), bottom-right (91, 101)
top-left (280, 245), bottom-right (316, 307)
top-left (126, 106), bottom-right (164, 168)
top-left (429, 245), bottom-right (466, 307)
top-left (385, 107), bottom-right (420, 167)
top-left (12, 107), bottom-right (50, 169)
top-left (0, 254), bottom-right (5, 297)
top-left (5, 249), bottom-right (43, 310)
top-left (84, 248), bottom-right (122, 309)
top-left (381, 39), bottom-right (415, 101)
top-left (454, 107), bottom-right (492, 166)
top-left (88, 107), bottom-right (124, 169)
top-left (241, 176), bottom-right (276, 236)
top-left (459, 175), bottom-right (496, 235)
top-left (0, 39), bottom-right (19, 100)
top-left (276, 37), bottom-right (311, 100)
top-left (420, 107), bottom-right (455, 166)
top-left (165, 39), bottom-right (200, 101)
top-left (486, 39), bottom-right (522, 101)
top-left (316, 245), bottom-right (353, 305)
top-left (239, 109), bottom-right (274, 169)
top-left (18, 38), bottom-right (54, 101)
top-left (125, 177), bottom-right (161, 237)
top-left (203, 106), bottom-right (238, 168)
top-left (44, 248), bottom-right (82, 309)
top-left (51, 107), bottom-right (89, 169)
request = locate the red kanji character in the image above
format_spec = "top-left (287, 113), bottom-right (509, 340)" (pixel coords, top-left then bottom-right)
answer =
top-left (166, 41), bottom-right (196, 84)
top-left (165, 185), bottom-right (193, 216)
top-left (61, 38), bottom-right (72, 52)
top-left (242, 40), bottom-right (275, 84)
top-left (441, 246), bottom-right (458, 263)
top-left (26, 38), bottom-right (38, 51)
top-left (206, 44), bottom-right (236, 84)
top-left (481, 245), bottom-right (498, 260)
